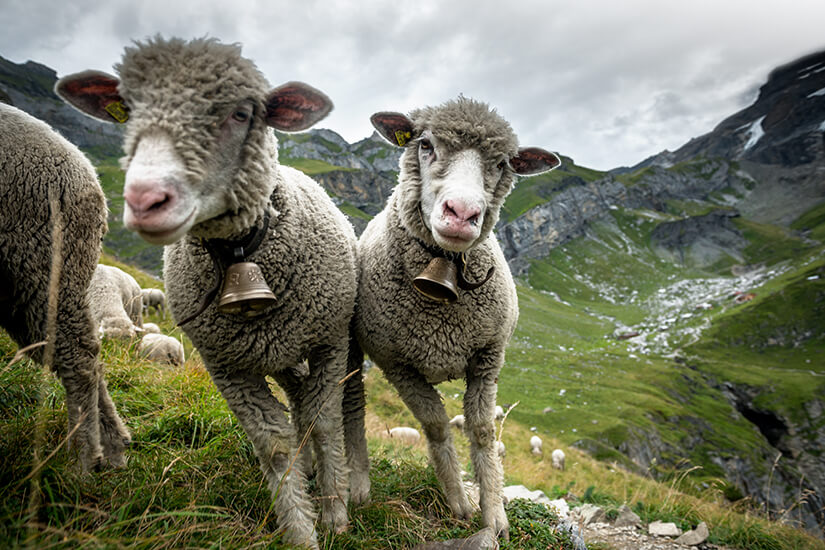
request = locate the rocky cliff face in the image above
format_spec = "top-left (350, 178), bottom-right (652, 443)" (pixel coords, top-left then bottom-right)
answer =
top-left (0, 55), bottom-right (124, 156)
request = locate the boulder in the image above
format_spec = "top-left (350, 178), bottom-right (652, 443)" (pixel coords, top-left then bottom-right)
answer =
top-left (613, 504), bottom-right (641, 528)
top-left (675, 521), bottom-right (709, 546)
top-left (574, 503), bottom-right (607, 525)
top-left (648, 520), bottom-right (682, 537)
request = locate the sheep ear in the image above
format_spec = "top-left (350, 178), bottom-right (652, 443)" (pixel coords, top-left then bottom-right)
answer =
top-left (55, 70), bottom-right (129, 123)
top-left (510, 147), bottom-right (561, 176)
top-left (370, 112), bottom-right (414, 147)
top-left (265, 81), bottom-right (333, 132)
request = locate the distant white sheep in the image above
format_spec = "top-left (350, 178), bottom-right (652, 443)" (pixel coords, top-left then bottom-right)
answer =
top-left (141, 322), bottom-right (161, 334)
top-left (389, 426), bottom-right (421, 445)
top-left (449, 414), bottom-right (465, 430)
top-left (139, 333), bottom-right (184, 366)
top-left (141, 288), bottom-right (166, 317)
top-left (530, 435), bottom-right (542, 455)
top-left (494, 405), bottom-right (505, 421)
top-left (552, 449), bottom-right (566, 471)
top-left (88, 264), bottom-right (143, 339)
top-left (496, 440), bottom-right (506, 460)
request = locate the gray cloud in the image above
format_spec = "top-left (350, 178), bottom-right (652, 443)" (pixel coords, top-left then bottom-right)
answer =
top-left (1, 0), bottom-right (824, 170)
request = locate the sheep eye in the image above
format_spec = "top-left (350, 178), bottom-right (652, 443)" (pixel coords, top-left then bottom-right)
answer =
top-left (419, 139), bottom-right (432, 151)
top-left (497, 160), bottom-right (507, 171)
top-left (232, 109), bottom-right (250, 122)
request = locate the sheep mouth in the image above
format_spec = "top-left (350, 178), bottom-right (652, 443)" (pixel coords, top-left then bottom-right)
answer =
top-left (133, 208), bottom-right (197, 245)
top-left (433, 228), bottom-right (478, 251)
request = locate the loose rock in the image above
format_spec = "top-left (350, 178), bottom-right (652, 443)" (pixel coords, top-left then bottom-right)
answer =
top-left (676, 521), bottom-right (709, 546)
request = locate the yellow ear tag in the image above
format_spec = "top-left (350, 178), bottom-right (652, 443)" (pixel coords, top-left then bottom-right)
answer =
top-left (394, 130), bottom-right (412, 147)
top-left (104, 101), bottom-right (129, 123)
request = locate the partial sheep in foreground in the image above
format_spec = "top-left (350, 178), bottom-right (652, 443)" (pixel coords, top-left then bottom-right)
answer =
top-left (389, 426), bottom-right (421, 445)
top-left (88, 264), bottom-right (143, 339)
top-left (0, 103), bottom-right (130, 472)
top-left (530, 435), bottom-right (542, 456)
top-left (141, 288), bottom-right (166, 317)
top-left (344, 97), bottom-right (559, 540)
top-left (58, 36), bottom-right (355, 549)
top-left (139, 333), bottom-right (184, 366)
top-left (552, 449), bottom-right (566, 471)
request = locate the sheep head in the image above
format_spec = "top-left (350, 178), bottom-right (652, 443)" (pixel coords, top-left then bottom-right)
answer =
top-left (372, 97), bottom-right (560, 253)
top-left (55, 36), bottom-right (333, 244)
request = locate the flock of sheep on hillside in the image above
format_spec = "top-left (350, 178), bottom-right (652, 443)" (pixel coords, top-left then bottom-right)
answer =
top-left (1, 36), bottom-right (563, 548)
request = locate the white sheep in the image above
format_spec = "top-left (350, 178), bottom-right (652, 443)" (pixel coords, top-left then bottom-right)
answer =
top-left (0, 103), bottom-right (130, 472)
top-left (141, 287), bottom-right (166, 317)
top-left (494, 405), bottom-right (505, 421)
top-left (88, 264), bottom-right (144, 339)
top-left (57, 36), bottom-right (355, 549)
top-left (141, 322), bottom-right (161, 334)
top-left (552, 449), bottom-right (566, 471)
top-left (138, 333), bottom-right (184, 366)
top-left (496, 440), bottom-right (506, 460)
top-left (389, 426), bottom-right (421, 445)
top-left (530, 435), bottom-right (543, 456)
top-left (344, 97), bottom-right (559, 539)
top-left (449, 414), bottom-right (466, 430)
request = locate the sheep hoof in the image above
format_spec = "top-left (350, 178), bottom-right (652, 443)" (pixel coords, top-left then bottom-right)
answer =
top-left (349, 471), bottom-right (371, 505)
top-left (319, 498), bottom-right (349, 534)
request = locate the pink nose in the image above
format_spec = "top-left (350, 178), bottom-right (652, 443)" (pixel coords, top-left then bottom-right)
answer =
top-left (124, 182), bottom-right (172, 218)
top-left (444, 199), bottom-right (482, 226)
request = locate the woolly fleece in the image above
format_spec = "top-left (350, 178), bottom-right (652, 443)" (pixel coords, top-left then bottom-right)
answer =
top-left (111, 37), bottom-right (356, 548)
top-left (345, 97), bottom-right (520, 537)
top-left (0, 103), bottom-right (131, 472)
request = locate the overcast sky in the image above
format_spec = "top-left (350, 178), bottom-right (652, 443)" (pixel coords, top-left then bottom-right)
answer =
top-left (3, 0), bottom-right (825, 170)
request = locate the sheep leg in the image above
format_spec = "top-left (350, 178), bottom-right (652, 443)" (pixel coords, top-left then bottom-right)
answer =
top-left (273, 367), bottom-right (315, 478)
top-left (383, 366), bottom-right (473, 520)
top-left (53, 350), bottom-right (103, 472)
top-left (208, 369), bottom-right (319, 550)
top-left (51, 303), bottom-right (110, 473)
top-left (303, 343), bottom-right (350, 533)
top-left (96, 373), bottom-right (131, 467)
top-left (463, 350), bottom-right (509, 539)
top-left (342, 333), bottom-right (370, 505)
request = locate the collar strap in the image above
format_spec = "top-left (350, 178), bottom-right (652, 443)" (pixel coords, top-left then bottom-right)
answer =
top-left (177, 210), bottom-right (271, 326)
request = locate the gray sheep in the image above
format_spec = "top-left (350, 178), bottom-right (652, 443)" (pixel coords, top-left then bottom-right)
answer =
top-left (57, 36), bottom-right (356, 549)
top-left (141, 287), bottom-right (166, 317)
top-left (88, 264), bottom-right (143, 339)
top-left (0, 103), bottom-right (131, 472)
top-left (344, 97), bottom-right (559, 539)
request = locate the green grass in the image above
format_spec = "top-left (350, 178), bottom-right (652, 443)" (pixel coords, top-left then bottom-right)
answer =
top-left (280, 157), bottom-right (355, 176)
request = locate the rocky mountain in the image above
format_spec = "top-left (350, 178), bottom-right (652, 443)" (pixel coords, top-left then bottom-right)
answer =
top-left (0, 56), bottom-right (123, 157)
top-left (3, 50), bottom-right (824, 537)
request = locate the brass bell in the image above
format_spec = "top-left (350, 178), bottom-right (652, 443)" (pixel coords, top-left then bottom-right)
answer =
top-left (217, 261), bottom-right (277, 315)
top-left (413, 257), bottom-right (459, 303)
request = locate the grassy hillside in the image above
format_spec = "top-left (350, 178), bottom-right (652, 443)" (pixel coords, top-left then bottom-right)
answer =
top-left (1, 326), bottom-right (822, 549)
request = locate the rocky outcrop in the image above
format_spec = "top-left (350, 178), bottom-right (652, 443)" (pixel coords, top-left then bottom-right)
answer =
top-left (650, 210), bottom-right (747, 268)
top-left (498, 159), bottom-right (740, 275)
